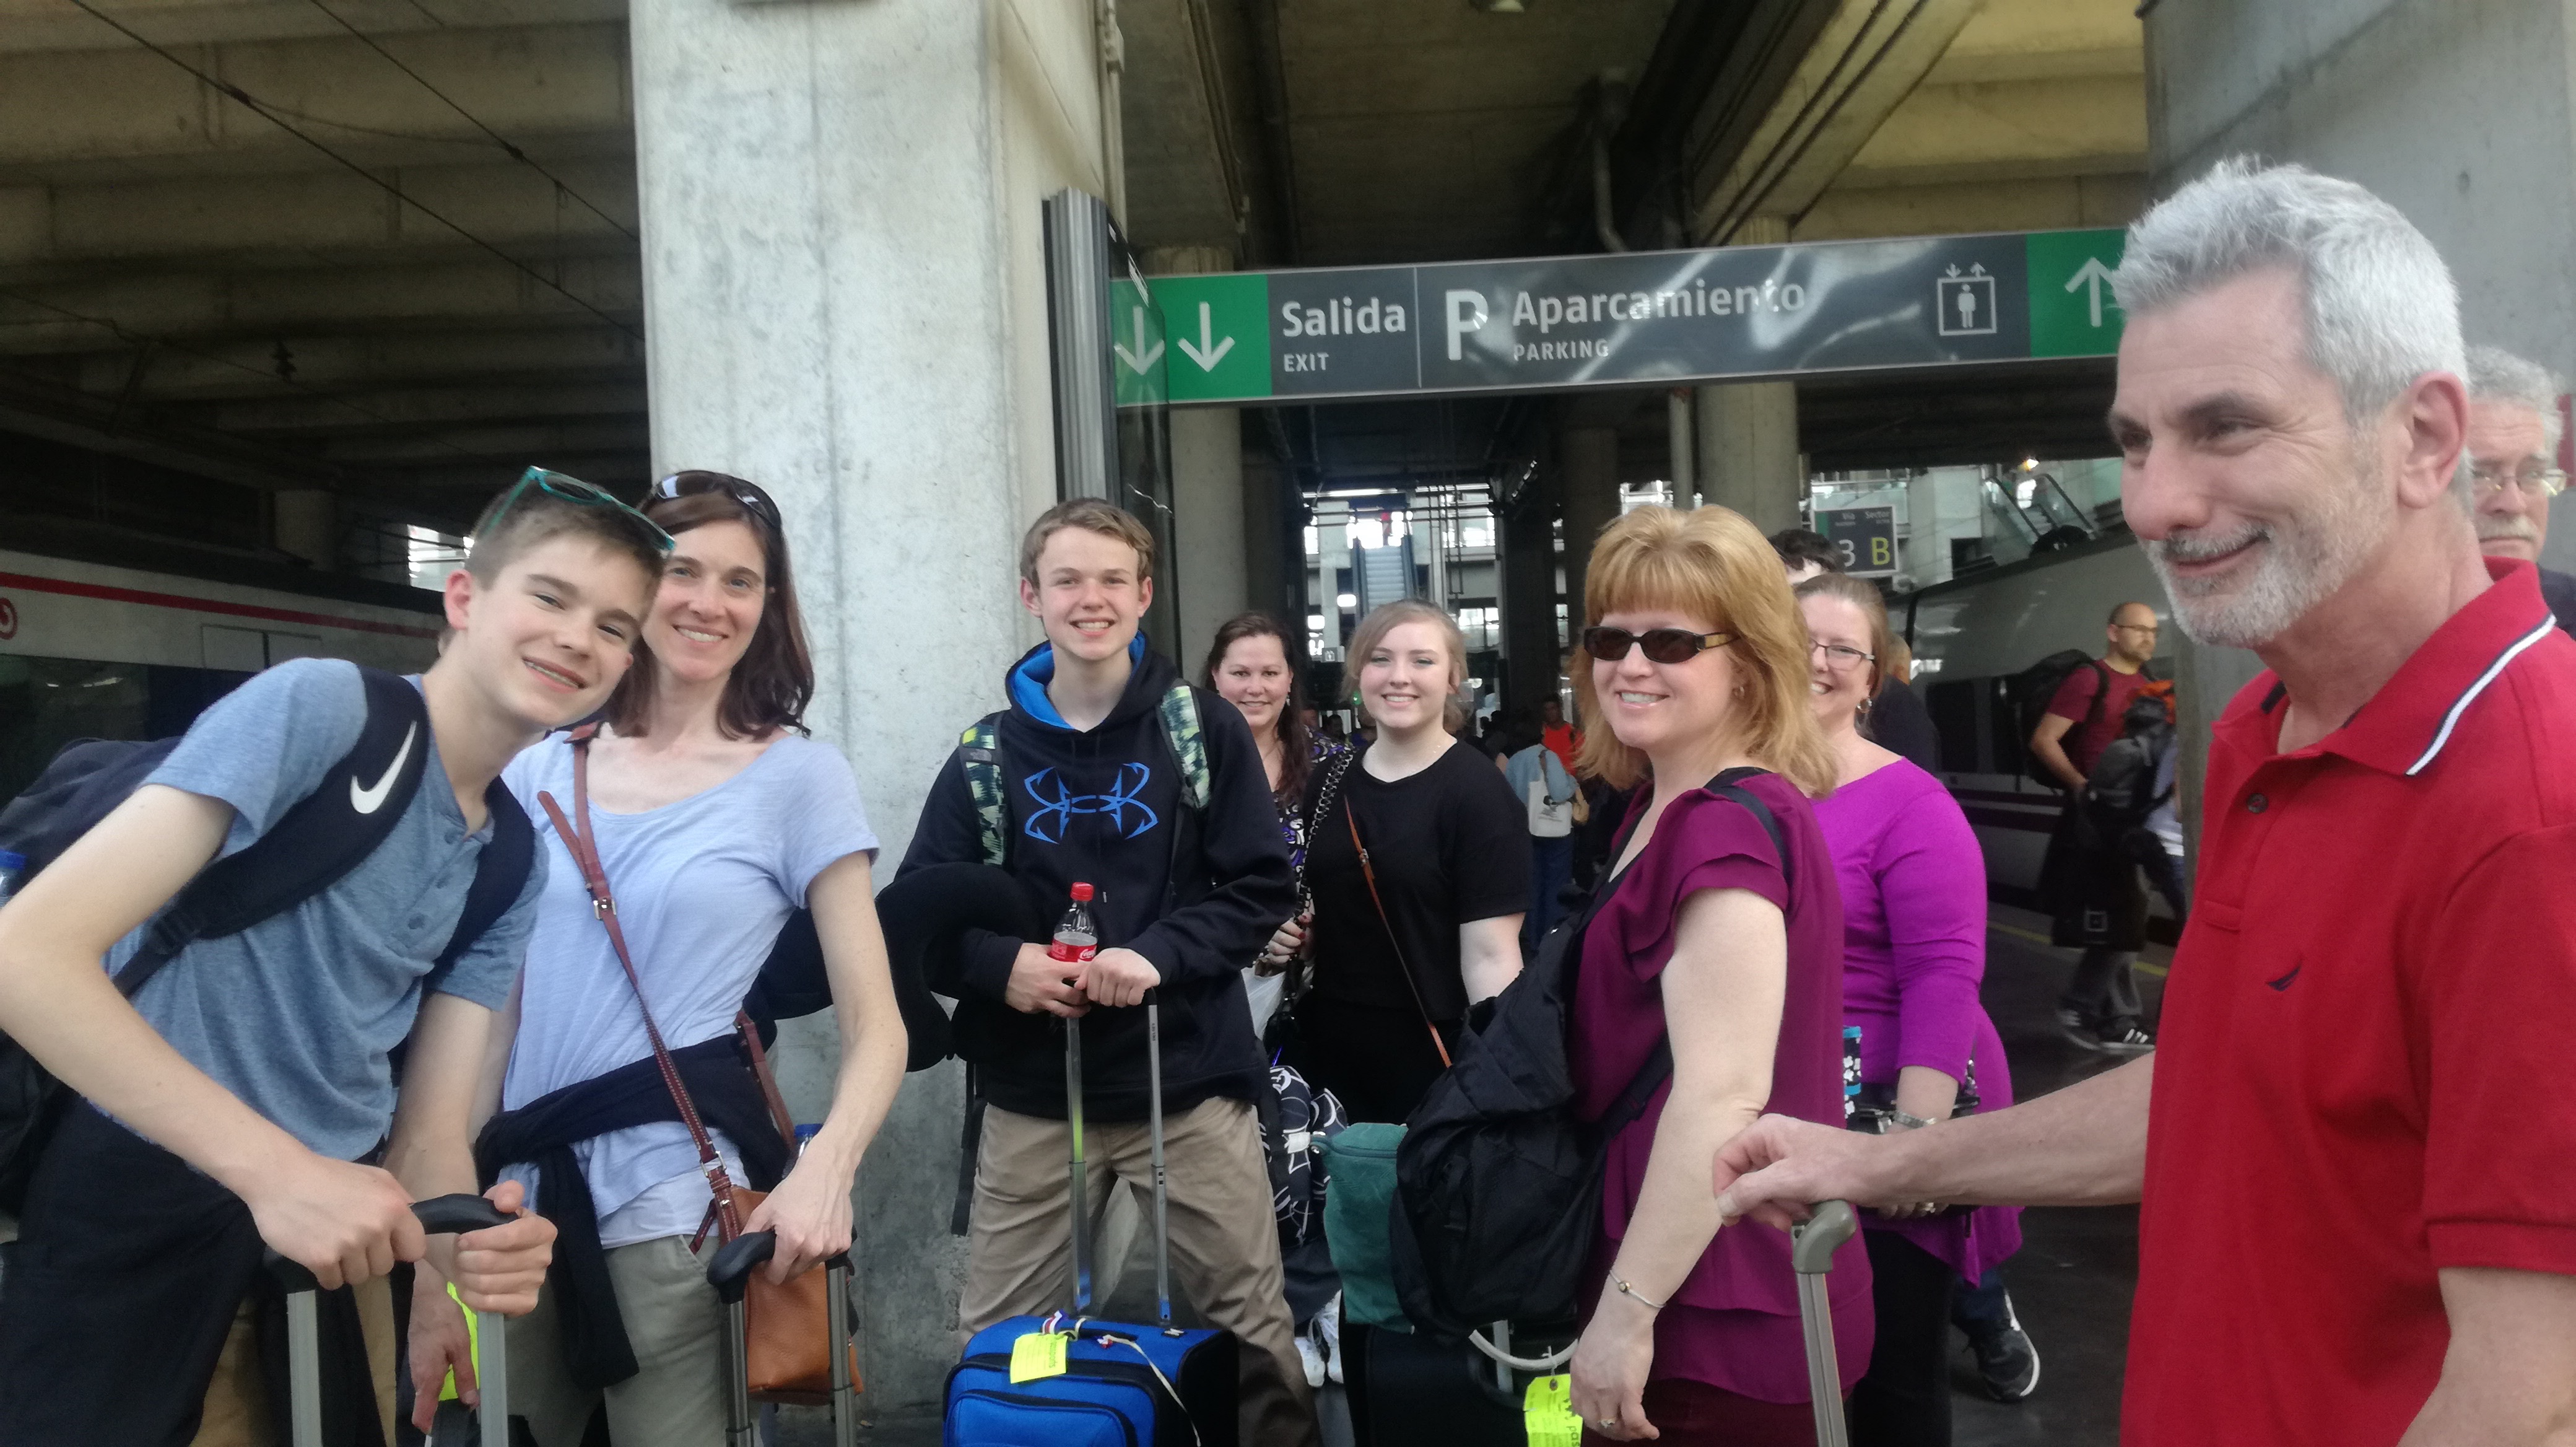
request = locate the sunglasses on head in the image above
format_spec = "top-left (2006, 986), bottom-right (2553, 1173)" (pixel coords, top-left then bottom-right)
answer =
top-left (1582, 625), bottom-right (1735, 664)
top-left (485, 467), bottom-right (675, 553)
top-left (651, 470), bottom-right (783, 530)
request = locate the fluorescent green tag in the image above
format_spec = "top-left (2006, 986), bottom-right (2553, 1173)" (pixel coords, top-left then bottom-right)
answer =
top-left (437, 1281), bottom-right (482, 1402)
top-left (1524, 1374), bottom-right (1582, 1447)
top-left (1010, 1330), bottom-right (1070, 1384)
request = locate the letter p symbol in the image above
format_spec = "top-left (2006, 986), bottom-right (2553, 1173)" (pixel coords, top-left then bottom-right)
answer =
top-left (1445, 290), bottom-right (1489, 362)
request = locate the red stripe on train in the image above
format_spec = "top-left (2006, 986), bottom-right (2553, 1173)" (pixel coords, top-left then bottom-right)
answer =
top-left (0, 570), bottom-right (441, 641)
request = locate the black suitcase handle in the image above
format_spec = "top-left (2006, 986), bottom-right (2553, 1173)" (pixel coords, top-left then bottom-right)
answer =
top-left (261, 1193), bottom-right (516, 1293)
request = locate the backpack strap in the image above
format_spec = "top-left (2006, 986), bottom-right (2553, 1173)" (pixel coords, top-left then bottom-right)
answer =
top-left (959, 713), bottom-right (1009, 867)
top-left (119, 667), bottom-right (432, 999)
top-left (430, 782), bottom-right (535, 973)
top-left (1158, 683), bottom-right (1212, 811)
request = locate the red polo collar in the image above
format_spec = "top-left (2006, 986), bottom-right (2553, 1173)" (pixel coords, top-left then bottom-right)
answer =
top-left (2222, 557), bottom-right (2559, 776)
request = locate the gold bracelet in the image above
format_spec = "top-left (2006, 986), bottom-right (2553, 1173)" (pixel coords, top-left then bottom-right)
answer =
top-left (1610, 1271), bottom-right (1668, 1311)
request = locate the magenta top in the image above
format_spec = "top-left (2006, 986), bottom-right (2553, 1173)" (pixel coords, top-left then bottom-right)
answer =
top-left (1811, 759), bottom-right (2023, 1282)
top-left (1569, 772), bottom-right (1873, 1404)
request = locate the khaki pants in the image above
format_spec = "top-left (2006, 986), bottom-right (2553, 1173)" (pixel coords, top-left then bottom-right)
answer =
top-left (507, 1236), bottom-right (728, 1447)
top-left (191, 1276), bottom-right (398, 1447)
top-left (964, 1098), bottom-right (1318, 1447)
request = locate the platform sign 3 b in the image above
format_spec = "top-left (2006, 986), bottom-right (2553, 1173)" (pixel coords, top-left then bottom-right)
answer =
top-left (1816, 505), bottom-right (1898, 579)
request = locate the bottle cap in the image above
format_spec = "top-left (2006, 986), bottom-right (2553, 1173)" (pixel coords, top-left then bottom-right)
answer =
top-left (1070, 882), bottom-right (1094, 901)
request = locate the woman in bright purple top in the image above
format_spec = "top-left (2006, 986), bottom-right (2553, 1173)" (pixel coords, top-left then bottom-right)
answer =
top-left (1798, 572), bottom-right (2023, 1447)
top-left (1562, 506), bottom-right (1871, 1446)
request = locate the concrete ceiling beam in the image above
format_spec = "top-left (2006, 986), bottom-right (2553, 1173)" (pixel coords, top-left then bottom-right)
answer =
top-left (0, 0), bottom-right (622, 54)
top-left (0, 364), bottom-right (344, 489)
top-left (1835, 74), bottom-right (2148, 187)
top-left (0, 20), bottom-right (629, 174)
top-left (0, 154), bottom-right (636, 270)
top-left (72, 324), bottom-right (641, 398)
top-left (308, 415), bottom-right (642, 463)
top-left (0, 253), bottom-right (642, 351)
top-left (399, 450), bottom-right (646, 493)
top-left (1690, 0), bottom-right (1987, 243)
top-left (206, 377), bottom-right (645, 432)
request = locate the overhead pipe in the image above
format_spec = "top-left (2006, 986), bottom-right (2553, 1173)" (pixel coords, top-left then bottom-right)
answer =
top-left (1590, 71), bottom-right (1634, 252)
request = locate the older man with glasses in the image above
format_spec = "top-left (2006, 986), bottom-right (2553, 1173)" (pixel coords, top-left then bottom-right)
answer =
top-left (2465, 345), bottom-right (2576, 637)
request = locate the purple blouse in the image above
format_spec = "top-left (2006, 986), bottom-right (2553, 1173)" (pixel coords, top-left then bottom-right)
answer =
top-left (1569, 773), bottom-right (1872, 1404)
top-left (1810, 759), bottom-right (2022, 1282)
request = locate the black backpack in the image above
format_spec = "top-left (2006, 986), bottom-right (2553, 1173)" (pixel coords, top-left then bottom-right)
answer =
top-left (1387, 769), bottom-right (1791, 1340)
top-left (2010, 651), bottom-right (2110, 788)
top-left (0, 666), bottom-right (535, 1209)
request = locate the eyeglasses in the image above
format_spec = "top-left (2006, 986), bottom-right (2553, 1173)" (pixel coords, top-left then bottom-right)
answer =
top-left (1582, 625), bottom-right (1734, 664)
top-left (2113, 623), bottom-right (2160, 637)
top-left (652, 470), bottom-right (784, 530)
top-left (2471, 463), bottom-right (2569, 500)
top-left (1808, 640), bottom-right (1874, 670)
top-left (485, 467), bottom-right (674, 553)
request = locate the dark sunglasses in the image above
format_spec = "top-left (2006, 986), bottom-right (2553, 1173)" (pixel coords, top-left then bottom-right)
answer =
top-left (651, 470), bottom-right (783, 530)
top-left (486, 467), bottom-right (674, 553)
top-left (1582, 624), bottom-right (1736, 665)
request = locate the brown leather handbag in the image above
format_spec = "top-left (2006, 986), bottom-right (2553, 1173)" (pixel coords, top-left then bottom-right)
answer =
top-left (536, 730), bottom-right (855, 1402)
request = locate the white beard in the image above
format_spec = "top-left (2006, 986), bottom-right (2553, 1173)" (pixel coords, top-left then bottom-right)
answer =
top-left (2144, 460), bottom-right (2393, 649)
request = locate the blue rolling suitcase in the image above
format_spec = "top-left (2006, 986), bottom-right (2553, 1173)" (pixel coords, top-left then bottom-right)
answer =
top-left (944, 994), bottom-right (1239, 1447)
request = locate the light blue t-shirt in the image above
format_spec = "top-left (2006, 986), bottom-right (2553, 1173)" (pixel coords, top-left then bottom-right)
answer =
top-left (117, 658), bottom-right (543, 1161)
top-left (1502, 743), bottom-right (1577, 830)
top-left (499, 733), bottom-right (876, 1247)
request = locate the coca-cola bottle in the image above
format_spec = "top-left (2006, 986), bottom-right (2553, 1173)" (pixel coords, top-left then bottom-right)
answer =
top-left (1050, 881), bottom-right (1099, 965)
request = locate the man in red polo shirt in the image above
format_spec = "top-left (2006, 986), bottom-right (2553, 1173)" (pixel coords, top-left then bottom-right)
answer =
top-left (1703, 158), bottom-right (2576, 1447)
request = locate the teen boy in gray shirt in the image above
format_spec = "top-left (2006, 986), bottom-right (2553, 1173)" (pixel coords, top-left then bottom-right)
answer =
top-left (0, 474), bottom-right (668, 1443)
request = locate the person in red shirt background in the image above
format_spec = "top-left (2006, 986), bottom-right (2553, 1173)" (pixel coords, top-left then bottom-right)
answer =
top-left (1708, 157), bottom-right (2576, 1447)
top-left (1541, 695), bottom-right (1583, 774)
top-left (2031, 601), bottom-right (2165, 1052)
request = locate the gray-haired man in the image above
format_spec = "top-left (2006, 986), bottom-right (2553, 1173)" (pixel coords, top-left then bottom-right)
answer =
top-left (2466, 344), bottom-right (2576, 634)
top-left (1711, 160), bottom-right (2576, 1446)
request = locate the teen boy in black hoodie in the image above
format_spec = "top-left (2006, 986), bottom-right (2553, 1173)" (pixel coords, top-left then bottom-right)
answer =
top-left (901, 499), bottom-right (1312, 1446)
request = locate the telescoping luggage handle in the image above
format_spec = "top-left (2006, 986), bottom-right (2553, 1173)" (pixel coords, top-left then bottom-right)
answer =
top-left (263, 1194), bottom-right (513, 1447)
top-left (707, 1235), bottom-right (860, 1447)
top-left (1062, 989), bottom-right (1181, 1330)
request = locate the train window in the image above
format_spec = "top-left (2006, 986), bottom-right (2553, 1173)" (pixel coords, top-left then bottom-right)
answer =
top-left (0, 657), bottom-right (248, 801)
top-left (1923, 680), bottom-right (1981, 774)
top-left (1988, 675), bottom-right (2029, 779)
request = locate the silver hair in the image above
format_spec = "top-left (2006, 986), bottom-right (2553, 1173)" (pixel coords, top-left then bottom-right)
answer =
top-left (2465, 343), bottom-right (2565, 453)
top-left (2113, 158), bottom-right (2465, 431)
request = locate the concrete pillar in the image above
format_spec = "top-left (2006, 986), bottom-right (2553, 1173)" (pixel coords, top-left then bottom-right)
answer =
top-left (1146, 245), bottom-right (1248, 674)
top-left (1240, 450), bottom-right (1292, 623)
top-left (630, 0), bottom-right (1108, 1419)
top-left (1318, 503), bottom-right (1352, 663)
top-left (272, 489), bottom-right (337, 570)
top-left (1497, 478), bottom-right (1561, 716)
top-left (1667, 388), bottom-right (1696, 506)
top-left (1558, 421), bottom-right (1621, 632)
top-left (1690, 215), bottom-right (1803, 534)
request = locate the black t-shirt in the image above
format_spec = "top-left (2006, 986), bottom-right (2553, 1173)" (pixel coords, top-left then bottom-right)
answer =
top-left (1303, 738), bottom-right (1529, 1021)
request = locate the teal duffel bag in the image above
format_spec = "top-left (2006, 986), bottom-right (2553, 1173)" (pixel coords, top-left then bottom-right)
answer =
top-left (1320, 1122), bottom-right (1409, 1332)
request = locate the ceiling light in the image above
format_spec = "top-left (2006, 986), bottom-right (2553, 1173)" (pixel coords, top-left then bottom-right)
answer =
top-left (1473, 0), bottom-right (1526, 11)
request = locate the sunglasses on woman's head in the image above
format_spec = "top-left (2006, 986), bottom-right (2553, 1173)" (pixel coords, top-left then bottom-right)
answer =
top-left (484, 467), bottom-right (675, 553)
top-left (651, 470), bottom-right (783, 530)
top-left (1581, 625), bottom-right (1735, 664)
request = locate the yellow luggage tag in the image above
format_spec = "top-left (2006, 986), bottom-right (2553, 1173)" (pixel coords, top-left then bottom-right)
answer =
top-left (1010, 1326), bottom-right (1072, 1383)
top-left (437, 1281), bottom-right (483, 1402)
top-left (1523, 1373), bottom-right (1582, 1447)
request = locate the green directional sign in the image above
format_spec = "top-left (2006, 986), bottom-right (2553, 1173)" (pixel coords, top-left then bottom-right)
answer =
top-left (1153, 274), bottom-right (1271, 403)
top-left (1108, 279), bottom-right (1166, 408)
top-left (2026, 228), bottom-right (2126, 359)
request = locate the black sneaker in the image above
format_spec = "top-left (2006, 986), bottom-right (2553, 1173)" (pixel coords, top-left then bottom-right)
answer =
top-left (2056, 1007), bottom-right (2099, 1050)
top-left (2092, 1017), bottom-right (2155, 1053)
top-left (1967, 1300), bottom-right (2042, 1402)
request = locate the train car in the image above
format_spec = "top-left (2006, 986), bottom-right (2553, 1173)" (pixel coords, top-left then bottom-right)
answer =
top-left (1896, 530), bottom-right (2261, 903)
top-left (0, 546), bottom-right (443, 800)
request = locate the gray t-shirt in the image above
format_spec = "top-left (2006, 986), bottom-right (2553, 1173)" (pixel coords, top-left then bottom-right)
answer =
top-left (112, 658), bottom-right (542, 1161)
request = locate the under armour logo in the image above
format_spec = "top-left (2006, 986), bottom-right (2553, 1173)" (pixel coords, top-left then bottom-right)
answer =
top-left (1024, 764), bottom-right (1160, 844)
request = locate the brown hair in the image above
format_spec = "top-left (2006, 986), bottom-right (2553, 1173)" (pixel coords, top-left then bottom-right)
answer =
top-left (1574, 505), bottom-right (1836, 797)
top-left (1346, 600), bottom-right (1468, 733)
top-left (604, 484), bottom-right (815, 740)
top-left (1793, 571), bottom-right (1894, 696)
top-left (1020, 498), bottom-right (1157, 585)
top-left (1202, 612), bottom-right (1318, 808)
top-left (462, 479), bottom-right (668, 592)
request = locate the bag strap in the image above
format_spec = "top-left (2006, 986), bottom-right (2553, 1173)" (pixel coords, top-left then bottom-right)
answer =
top-left (533, 729), bottom-right (749, 1242)
top-left (1337, 752), bottom-right (1451, 1071)
top-left (959, 713), bottom-right (1009, 867)
top-left (1158, 683), bottom-right (1212, 811)
top-left (431, 782), bottom-right (534, 972)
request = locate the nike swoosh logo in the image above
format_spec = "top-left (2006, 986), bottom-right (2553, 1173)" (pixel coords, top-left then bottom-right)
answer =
top-left (350, 724), bottom-right (417, 815)
top-left (2266, 963), bottom-right (2302, 992)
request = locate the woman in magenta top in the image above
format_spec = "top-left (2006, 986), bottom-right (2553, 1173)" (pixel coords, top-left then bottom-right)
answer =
top-left (1798, 572), bottom-right (2022, 1446)
top-left (1562, 505), bottom-right (1871, 1446)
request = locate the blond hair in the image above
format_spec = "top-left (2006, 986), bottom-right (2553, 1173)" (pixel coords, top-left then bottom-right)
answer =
top-left (1019, 498), bottom-right (1157, 585)
top-left (1574, 505), bottom-right (1836, 797)
top-left (1793, 571), bottom-right (1893, 696)
top-left (1347, 599), bottom-right (1469, 733)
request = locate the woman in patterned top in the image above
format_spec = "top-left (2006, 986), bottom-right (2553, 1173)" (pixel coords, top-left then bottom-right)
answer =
top-left (1203, 612), bottom-right (1338, 1036)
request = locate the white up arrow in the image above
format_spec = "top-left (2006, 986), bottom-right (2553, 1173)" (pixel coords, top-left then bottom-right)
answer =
top-left (1113, 306), bottom-right (1164, 374)
top-left (2064, 256), bottom-right (2119, 328)
top-left (1173, 302), bottom-right (1235, 371)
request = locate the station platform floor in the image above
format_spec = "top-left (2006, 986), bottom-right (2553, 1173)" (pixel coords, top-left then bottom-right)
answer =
top-left (785, 904), bottom-right (2169, 1447)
